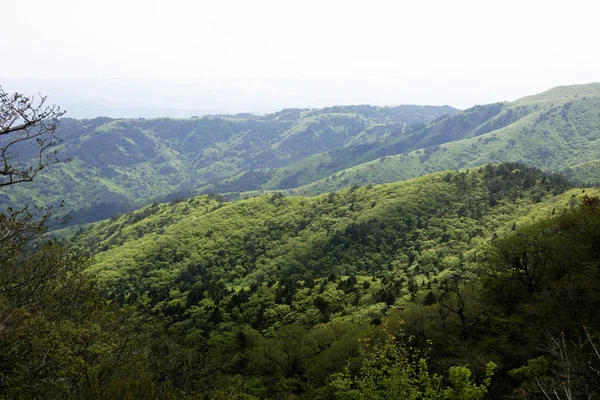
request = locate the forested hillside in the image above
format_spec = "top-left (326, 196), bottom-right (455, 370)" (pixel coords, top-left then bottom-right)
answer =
top-left (1, 105), bottom-right (455, 224)
top-left (52, 163), bottom-right (597, 399)
top-left (3, 81), bottom-right (600, 399)
top-left (281, 83), bottom-right (600, 195)
top-left (4, 83), bottom-right (600, 228)
top-left (3, 160), bottom-right (600, 398)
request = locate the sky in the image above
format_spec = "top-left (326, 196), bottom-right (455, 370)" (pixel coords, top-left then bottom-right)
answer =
top-left (2, 0), bottom-right (600, 113)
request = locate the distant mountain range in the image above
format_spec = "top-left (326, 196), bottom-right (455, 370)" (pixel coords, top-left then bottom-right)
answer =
top-left (1, 104), bottom-right (456, 224)
top-left (2, 83), bottom-right (600, 225)
top-left (282, 83), bottom-right (600, 195)
top-left (1, 78), bottom-right (451, 118)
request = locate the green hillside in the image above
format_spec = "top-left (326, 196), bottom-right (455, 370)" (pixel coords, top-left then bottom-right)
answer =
top-left (72, 164), bottom-right (574, 319)
top-left (4, 83), bottom-right (600, 228)
top-left (277, 83), bottom-right (600, 195)
top-left (564, 159), bottom-right (600, 185)
top-left (0, 105), bottom-right (455, 224)
top-left (214, 102), bottom-right (510, 192)
top-left (63, 164), bottom-right (600, 398)
top-left (5, 162), bottom-right (600, 398)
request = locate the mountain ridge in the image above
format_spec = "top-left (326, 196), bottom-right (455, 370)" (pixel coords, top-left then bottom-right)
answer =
top-left (3, 83), bottom-right (600, 226)
top-left (267, 82), bottom-right (600, 195)
top-left (1, 104), bottom-right (456, 224)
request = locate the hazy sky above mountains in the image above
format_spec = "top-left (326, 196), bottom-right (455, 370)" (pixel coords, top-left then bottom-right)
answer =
top-left (3, 0), bottom-right (600, 114)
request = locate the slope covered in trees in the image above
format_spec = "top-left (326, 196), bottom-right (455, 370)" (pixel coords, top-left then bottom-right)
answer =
top-left (2, 160), bottom-right (599, 398)
top-left (62, 163), bottom-right (600, 398)
top-left (281, 83), bottom-right (600, 195)
top-left (75, 164), bottom-right (573, 296)
top-left (4, 83), bottom-right (600, 227)
top-left (1, 105), bottom-right (456, 224)
top-left (3, 82), bottom-right (600, 398)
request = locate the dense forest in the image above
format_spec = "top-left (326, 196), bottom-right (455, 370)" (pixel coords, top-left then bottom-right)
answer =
top-left (3, 164), bottom-right (600, 398)
top-left (1, 85), bottom-right (600, 399)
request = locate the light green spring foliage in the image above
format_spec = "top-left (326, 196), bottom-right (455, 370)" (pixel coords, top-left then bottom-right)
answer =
top-left (329, 324), bottom-right (495, 400)
top-left (5, 164), bottom-right (600, 398)
top-left (61, 164), bottom-right (600, 399)
top-left (67, 164), bottom-right (584, 337)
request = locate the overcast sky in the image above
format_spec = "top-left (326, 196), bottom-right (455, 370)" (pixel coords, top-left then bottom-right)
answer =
top-left (2, 0), bottom-right (600, 111)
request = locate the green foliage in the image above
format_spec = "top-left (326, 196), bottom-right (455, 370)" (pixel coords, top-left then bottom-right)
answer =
top-left (2, 105), bottom-right (455, 225)
top-left (508, 328), bottom-right (600, 399)
top-left (288, 83), bottom-right (600, 196)
top-left (59, 163), bottom-right (600, 398)
top-left (329, 324), bottom-right (495, 400)
top-left (5, 89), bottom-right (600, 398)
top-left (0, 232), bottom-right (155, 397)
top-left (2, 164), bottom-right (599, 398)
top-left (0, 158), bottom-right (205, 398)
top-left (475, 195), bottom-right (600, 398)
top-left (6, 83), bottom-right (600, 229)
top-left (15, 84), bottom-right (600, 397)
top-left (563, 159), bottom-right (600, 186)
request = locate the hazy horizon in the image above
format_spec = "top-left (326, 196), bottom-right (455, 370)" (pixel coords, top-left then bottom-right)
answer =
top-left (3, 0), bottom-right (600, 117)
top-left (4, 77), bottom-right (598, 119)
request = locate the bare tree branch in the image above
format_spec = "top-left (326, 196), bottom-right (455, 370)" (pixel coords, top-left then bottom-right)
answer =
top-left (0, 87), bottom-right (69, 188)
